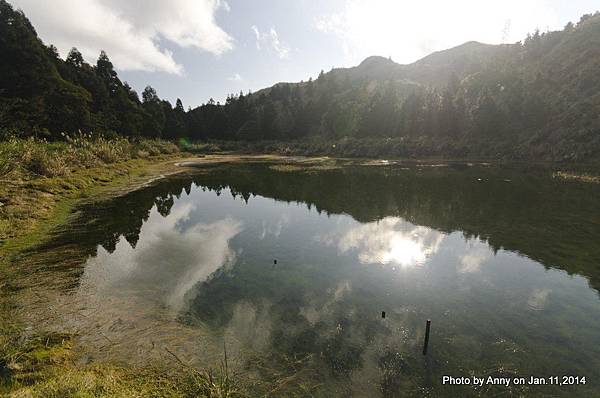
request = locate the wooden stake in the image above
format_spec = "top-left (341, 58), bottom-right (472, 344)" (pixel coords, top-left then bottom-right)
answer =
top-left (422, 319), bottom-right (431, 355)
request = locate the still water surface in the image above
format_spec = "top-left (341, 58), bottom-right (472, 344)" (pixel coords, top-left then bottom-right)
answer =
top-left (19, 161), bottom-right (600, 396)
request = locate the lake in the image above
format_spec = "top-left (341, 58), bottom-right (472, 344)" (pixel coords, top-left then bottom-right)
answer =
top-left (13, 159), bottom-right (600, 396)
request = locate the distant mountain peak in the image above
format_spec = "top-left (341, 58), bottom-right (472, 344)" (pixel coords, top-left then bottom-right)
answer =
top-left (455, 40), bottom-right (487, 47)
top-left (358, 56), bottom-right (396, 68)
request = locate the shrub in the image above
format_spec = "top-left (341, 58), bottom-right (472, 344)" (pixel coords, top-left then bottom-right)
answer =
top-left (177, 140), bottom-right (221, 154)
top-left (21, 141), bottom-right (69, 177)
top-left (136, 150), bottom-right (150, 159)
top-left (93, 137), bottom-right (131, 163)
top-left (155, 140), bottom-right (179, 154)
top-left (136, 140), bottom-right (162, 156)
top-left (0, 138), bottom-right (19, 177)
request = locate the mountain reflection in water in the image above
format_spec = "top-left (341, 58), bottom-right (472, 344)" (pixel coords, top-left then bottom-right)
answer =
top-left (16, 162), bottom-right (600, 397)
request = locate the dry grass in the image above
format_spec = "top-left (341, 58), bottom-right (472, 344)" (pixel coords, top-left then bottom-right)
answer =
top-left (269, 165), bottom-right (304, 172)
top-left (1, 332), bottom-right (247, 397)
top-left (0, 134), bottom-right (182, 179)
top-left (269, 163), bottom-right (341, 173)
top-left (0, 147), bottom-right (333, 397)
top-left (0, 139), bottom-right (267, 397)
top-left (553, 171), bottom-right (600, 184)
top-left (0, 134), bottom-right (188, 247)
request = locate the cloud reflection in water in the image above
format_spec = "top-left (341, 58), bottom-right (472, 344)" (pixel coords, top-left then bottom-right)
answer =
top-left (337, 217), bottom-right (444, 267)
top-left (81, 202), bottom-right (243, 312)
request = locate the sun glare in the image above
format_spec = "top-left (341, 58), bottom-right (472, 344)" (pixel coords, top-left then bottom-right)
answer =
top-left (338, 217), bottom-right (443, 268)
top-left (317, 0), bottom-right (558, 64)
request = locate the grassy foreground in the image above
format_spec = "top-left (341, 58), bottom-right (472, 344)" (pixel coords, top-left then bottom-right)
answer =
top-left (0, 136), bottom-right (252, 397)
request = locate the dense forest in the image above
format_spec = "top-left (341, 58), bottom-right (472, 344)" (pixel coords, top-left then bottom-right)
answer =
top-left (1, 0), bottom-right (600, 161)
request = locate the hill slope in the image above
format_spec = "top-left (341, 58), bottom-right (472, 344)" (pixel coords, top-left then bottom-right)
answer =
top-left (242, 15), bottom-right (600, 161)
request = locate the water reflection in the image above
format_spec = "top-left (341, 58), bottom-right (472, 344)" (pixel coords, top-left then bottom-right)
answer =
top-left (458, 241), bottom-right (491, 273)
top-left (259, 213), bottom-right (291, 240)
top-left (336, 217), bottom-right (444, 267)
top-left (80, 202), bottom-right (243, 312)
top-left (14, 162), bottom-right (600, 397)
top-left (527, 288), bottom-right (552, 311)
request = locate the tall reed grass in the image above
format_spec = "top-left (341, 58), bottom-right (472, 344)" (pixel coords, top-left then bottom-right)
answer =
top-left (0, 133), bottom-right (180, 178)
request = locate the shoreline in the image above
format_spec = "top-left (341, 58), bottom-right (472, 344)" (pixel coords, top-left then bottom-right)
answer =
top-left (1, 152), bottom-right (599, 396)
top-left (1, 154), bottom-right (188, 256)
top-left (0, 152), bottom-right (328, 397)
top-left (0, 153), bottom-right (217, 397)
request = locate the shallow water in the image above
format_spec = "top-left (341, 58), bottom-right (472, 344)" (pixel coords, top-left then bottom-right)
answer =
top-left (16, 161), bottom-right (600, 396)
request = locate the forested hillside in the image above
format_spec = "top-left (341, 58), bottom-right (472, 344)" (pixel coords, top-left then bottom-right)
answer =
top-left (1, 0), bottom-right (600, 161)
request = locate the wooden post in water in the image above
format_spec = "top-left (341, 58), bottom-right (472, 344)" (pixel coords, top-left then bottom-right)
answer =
top-left (422, 319), bottom-right (431, 355)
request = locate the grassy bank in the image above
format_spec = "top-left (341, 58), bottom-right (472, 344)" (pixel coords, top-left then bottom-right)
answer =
top-left (179, 137), bottom-right (600, 163)
top-left (0, 137), bottom-right (252, 397)
top-left (0, 137), bottom-right (323, 396)
top-left (179, 137), bottom-right (478, 160)
top-left (0, 135), bottom-right (182, 249)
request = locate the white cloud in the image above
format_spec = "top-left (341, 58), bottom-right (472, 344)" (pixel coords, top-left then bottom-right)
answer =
top-left (220, 0), bottom-right (231, 13)
top-left (251, 25), bottom-right (262, 49)
top-left (268, 28), bottom-right (290, 59)
top-left (227, 73), bottom-right (243, 81)
top-left (11, 0), bottom-right (234, 74)
top-left (315, 0), bottom-right (561, 64)
top-left (251, 25), bottom-right (290, 59)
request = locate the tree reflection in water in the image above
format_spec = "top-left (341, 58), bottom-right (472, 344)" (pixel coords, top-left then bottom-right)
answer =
top-left (16, 162), bottom-right (600, 397)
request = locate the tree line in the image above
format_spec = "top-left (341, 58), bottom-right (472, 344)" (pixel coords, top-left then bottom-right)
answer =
top-left (1, 0), bottom-right (599, 160)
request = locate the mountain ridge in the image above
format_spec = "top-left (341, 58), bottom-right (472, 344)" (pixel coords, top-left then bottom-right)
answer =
top-left (258, 41), bottom-right (505, 93)
top-left (1, 0), bottom-right (600, 161)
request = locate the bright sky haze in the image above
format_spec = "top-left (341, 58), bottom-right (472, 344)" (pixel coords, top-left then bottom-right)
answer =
top-left (11, 0), bottom-right (599, 107)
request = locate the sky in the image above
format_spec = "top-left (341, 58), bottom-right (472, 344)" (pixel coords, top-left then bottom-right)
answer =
top-left (10, 0), bottom-right (600, 107)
